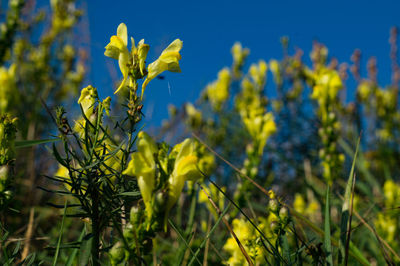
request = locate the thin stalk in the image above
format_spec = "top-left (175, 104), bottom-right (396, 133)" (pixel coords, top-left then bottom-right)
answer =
top-left (91, 184), bottom-right (100, 266)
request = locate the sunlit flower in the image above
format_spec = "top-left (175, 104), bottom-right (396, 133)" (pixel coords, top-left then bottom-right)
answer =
top-left (142, 39), bottom-right (183, 95)
top-left (123, 132), bottom-right (158, 220)
top-left (104, 23), bottom-right (130, 93)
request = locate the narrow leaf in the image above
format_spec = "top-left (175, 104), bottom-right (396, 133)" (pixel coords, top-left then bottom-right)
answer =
top-left (53, 200), bottom-right (68, 266)
top-left (15, 138), bottom-right (59, 149)
top-left (324, 185), bottom-right (333, 266)
top-left (339, 137), bottom-right (360, 264)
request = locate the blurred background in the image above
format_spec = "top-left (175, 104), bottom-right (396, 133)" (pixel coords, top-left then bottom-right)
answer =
top-left (86, 0), bottom-right (399, 124)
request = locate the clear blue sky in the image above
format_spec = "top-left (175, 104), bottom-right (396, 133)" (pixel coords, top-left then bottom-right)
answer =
top-left (86, 0), bottom-right (400, 125)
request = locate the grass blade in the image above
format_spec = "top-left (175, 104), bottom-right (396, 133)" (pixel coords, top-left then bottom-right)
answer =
top-left (324, 185), bottom-right (333, 266)
top-left (15, 138), bottom-right (59, 149)
top-left (65, 227), bottom-right (86, 266)
top-left (339, 137), bottom-right (360, 265)
top-left (52, 200), bottom-right (68, 266)
top-left (168, 219), bottom-right (202, 266)
top-left (188, 204), bottom-right (230, 266)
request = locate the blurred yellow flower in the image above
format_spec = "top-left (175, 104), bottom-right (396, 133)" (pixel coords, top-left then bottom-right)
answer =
top-left (204, 68), bottom-right (231, 111)
top-left (249, 60), bottom-right (268, 87)
top-left (243, 111), bottom-right (276, 155)
top-left (231, 42), bottom-right (249, 78)
top-left (0, 65), bottom-right (17, 113)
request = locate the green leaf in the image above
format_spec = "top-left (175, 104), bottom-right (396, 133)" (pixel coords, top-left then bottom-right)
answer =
top-left (53, 200), bottom-right (68, 266)
top-left (339, 137), bottom-right (359, 265)
top-left (339, 138), bottom-right (379, 195)
top-left (79, 229), bottom-right (92, 266)
top-left (280, 234), bottom-right (292, 265)
top-left (324, 185), bottom-right (333, 266)
top-left (117, 191), bottom-right (141, 197)
top-left (15, 138), bottom-right (59, 149)
top-left (66, 227), bottom-right (86, 266)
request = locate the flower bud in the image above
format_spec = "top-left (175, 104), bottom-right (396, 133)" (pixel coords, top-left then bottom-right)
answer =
top-left (279, 207), bottom-right (289, 225)
top-left (130, 206), bottom-right (143, 227)
top-left (269, 198), bottom-right (279, 213)
top-left (270, 220), bottom-right (280, 234)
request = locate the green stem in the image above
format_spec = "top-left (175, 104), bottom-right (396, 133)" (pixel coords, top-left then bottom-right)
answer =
top-left (91, 186), bottom-right (100, 266)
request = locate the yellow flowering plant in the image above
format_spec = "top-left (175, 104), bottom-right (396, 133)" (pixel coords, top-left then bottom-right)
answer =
top-left (3, 3), bottom-right (400, 264)
top-left (104, 23), bottom-right (183, 97)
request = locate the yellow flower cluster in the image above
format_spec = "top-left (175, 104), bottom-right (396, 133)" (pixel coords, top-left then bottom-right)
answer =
top-left (203, 68), bottom-right (231, 111)
top-left (104, 23), bottom-right (183, 96)
top-left (242, 111), bottom-right (276, 156)
top-left (123, 132), bottom-right (214, 229)
top-left (50, 0), bottom-right (80, 35)
top-left (223, 215), bottom-right (277, 265)
top-left (309, 66), bottom-right (344, 182)
top-left (357, 80), bottom-right (399, 141)
top-left (198, 183), bottom-right (225, 219)
top-left (269, 59), bottom-right (281, 86)
top-left (185, 103), bottom-right (202, 128)
top-left (0, 65), bottom-right (17, 113)
top-left (249, 60), bottom-right (268, 88)
top-left (293, 193), bottom-right (320, 222)
top-left (231, 42), bottom-right (250, 78)
top-left (374, 180), bottom-right (400, 251)
top-left (235, 61), bottom-right (276, 156)
top-left (310, 68), bottom-right (343, 119)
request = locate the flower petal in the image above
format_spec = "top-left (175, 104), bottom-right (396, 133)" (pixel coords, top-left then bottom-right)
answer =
top-left (117, 23), bottom-right (128, 47)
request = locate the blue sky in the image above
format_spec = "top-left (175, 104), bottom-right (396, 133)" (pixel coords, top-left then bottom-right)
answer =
top-left (86, 0), bottom-right (400, 125)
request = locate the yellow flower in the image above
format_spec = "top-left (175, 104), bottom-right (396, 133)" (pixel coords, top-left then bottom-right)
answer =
top-left (231, 42), bottom-right (249, 78)
top-left (223, 216), bottom-right (275, 265)
top-left (185, 103), bottom-right (202, 128)
top-left (293, 194), bottom-right (306, 214)
top-left (243, 111), bottom-right (276, 155)
top-left (102, 97), bottom-right (111, 116)
top-left (142, 39), bottom-right (183, 96)
top-left (163, 138), bottom-right (200, 228)
top-left (77, 85), bottom-right (98, 118)
top-left (104, 23), bottom-right (130, 94)
top-left (357, 81), bottom-right (372, 101)
top-left (75, 86), bottom-right (99, 136)
top-left (123, 132), bottom-right (158, 219)
top-left (269, 59), bottom-right (281, 85)
top-left (198, 184), bottom-right (225, 219)
top-left (168, 139), bottom-right (199, 204)
top-left (204, 67), bottom-right (231, 111)
top-left (249, 60), bottom-right (268, 87)
top-left (135, 38), bottom-right (150, 76)
top-left (311, 68), bottom-right (342, 105)
top-left (55, 165), bottom-right (75, 192)
top-left (0, 64), bottom-right (17, 113)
